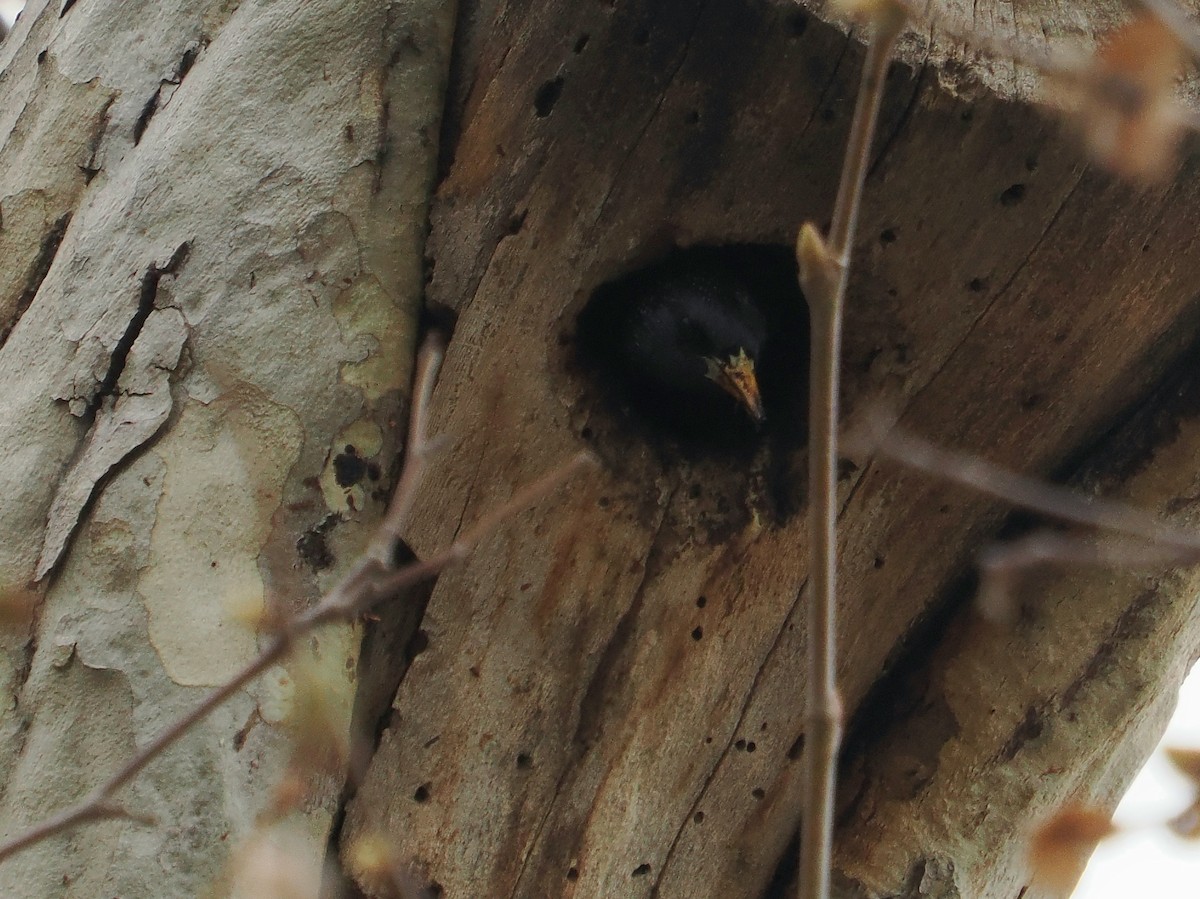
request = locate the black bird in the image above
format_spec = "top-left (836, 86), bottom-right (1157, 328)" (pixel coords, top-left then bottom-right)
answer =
top-left (577, 245), bottom-right (809, 449)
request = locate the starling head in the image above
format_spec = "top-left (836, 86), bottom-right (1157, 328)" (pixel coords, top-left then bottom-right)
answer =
top-left (577, 245), bottom-right (808, 451)
top-left (703, 348), bottom-right (765, 424)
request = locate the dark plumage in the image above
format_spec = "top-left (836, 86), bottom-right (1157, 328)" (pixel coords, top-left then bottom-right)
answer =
top-left (577, 245), bottom-right (809, 448)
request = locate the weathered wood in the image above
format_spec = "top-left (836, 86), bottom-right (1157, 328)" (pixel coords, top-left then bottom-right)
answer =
top-left (342, 0), bottom-right (1200, 896)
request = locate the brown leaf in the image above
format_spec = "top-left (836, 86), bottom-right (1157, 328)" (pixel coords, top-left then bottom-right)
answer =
top-left (347, 834), bottom-right (425, 898)
top-left (1077, 15), bottom-right (1186, 180)
top-left (225, 828), bottom-right (324, 899)
top-left (1165, 746), bottom-right (1200, 786)
top-left (283, 663), bottom-right (352, 777)
top-left (1168, 799), bottom-right (1200, 839)
top-left (1029, 806), bottom-right (1117, 894)
top-left (1098, 16), bottom-right (1182, 88)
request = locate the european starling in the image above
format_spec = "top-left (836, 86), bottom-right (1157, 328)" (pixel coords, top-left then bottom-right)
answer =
top-left (577, 246), bottom-right (808, 448)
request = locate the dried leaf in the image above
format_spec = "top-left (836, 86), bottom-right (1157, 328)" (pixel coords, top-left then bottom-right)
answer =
top-left (222, 584), bottom-right (270, 630)
top-left (1165, 746), bottom-right (1200, 786)
top-left (225, 828), bottom-right (323, 899)
top-left (1168, 800), bottom-right (1200, 839)
top-left (1067, 15), bottom-right (1186, 180)
top-left (347, 833), bottom-right (424, 898)
top-left (283, 662), bottom-right (351, 776)
top-left (1029, 806), bottom-right (1117, 893)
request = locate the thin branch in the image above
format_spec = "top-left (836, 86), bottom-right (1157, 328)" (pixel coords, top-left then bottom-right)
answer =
top-left (0, 332), bottom-right (595, 865)
top-left (307, 449), bottom-right (597, 625)
top-left (980, 529), bottom-right (1196, 575)
top-left (0, 801), bottom-right (145, 863)
top-left (976, 529), bottom-right (1196, 621)
top-left (853, 412), bottom-right (1200, 552)
top-left (368, 332), bottom-right (447, 565)
top-left (795, 6), bottom-right (906, 899)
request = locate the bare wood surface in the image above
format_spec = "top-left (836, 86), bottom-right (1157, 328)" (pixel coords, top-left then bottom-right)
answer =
top-left (343, 0), bottom-right (1200, 897)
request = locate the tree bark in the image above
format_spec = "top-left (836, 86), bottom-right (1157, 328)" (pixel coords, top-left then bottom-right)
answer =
top-left (343, 1), bottom-right (1200, 897)
top-left (0, 0), bottom-right (448, 894)
top-left (3, 0), bottom-right (1200, 898)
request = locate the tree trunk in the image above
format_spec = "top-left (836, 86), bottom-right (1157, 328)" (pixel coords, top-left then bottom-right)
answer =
top-left (342, 1), bottom-right (1200, 897)
top-left (0, 0), bottom-right (448, 894)
top-left (2, 0), bottom-right (1199, 897)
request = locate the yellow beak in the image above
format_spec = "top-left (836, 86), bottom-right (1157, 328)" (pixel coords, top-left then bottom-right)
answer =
top-left (705, 349), bottom-right (765, 424)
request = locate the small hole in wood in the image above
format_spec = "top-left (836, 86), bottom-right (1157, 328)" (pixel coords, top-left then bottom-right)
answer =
top-left (504, 209), bottom-right (527, 235)
top-left (408, 629), bottom-right (430, 658)
top-left (534, 77), bottom-right (565, 117)
top-left (999, 183), bottom-right (1026, 207)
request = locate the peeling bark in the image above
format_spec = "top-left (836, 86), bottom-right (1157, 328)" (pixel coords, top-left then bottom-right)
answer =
top-left (0, 0), bottom-right (450, 893)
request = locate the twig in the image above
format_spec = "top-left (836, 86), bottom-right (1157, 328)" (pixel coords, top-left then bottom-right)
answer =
top-left (0, 801), bottom-right (148, 863)
top-left (0, 332), bottom-right (595, 864)
top-left (368, 332), bottom-right (447, 565)
top-left (794, 6), bottom-right (906, 899)
top-left (854, 412), bottom-right (1200, 552)
top-left (976, 529), bottom-right (1196, 621)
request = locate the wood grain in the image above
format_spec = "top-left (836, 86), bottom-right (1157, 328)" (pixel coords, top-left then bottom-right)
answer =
top-left (343, 1), bottom-right (1200, 895)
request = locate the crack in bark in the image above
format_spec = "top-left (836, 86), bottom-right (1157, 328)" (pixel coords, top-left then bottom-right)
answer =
top-left (866, 51), bottom-right (931, 181)
top-left (80, 95), bottom-right (116, 184)
top-left (85, 241), bottom-right (190, 421)
top-left (794, 30), bottom-right (855, 152)
top-left (902, 166), bottom-right (1086, 416)
top-left (132, 40), bottom-right (207, 145)
top-left (589, 0), bottom-right (709, 230)
top-left (1, 213), bottom-right (71, 349)
top-left (508, 484), bottom-right (677, 898)
top-left (651, 566), bottom-right (810, 896)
